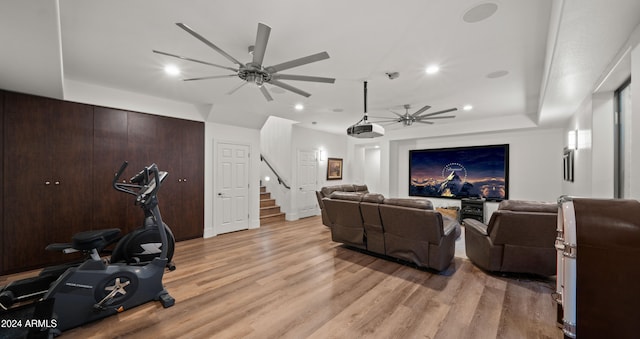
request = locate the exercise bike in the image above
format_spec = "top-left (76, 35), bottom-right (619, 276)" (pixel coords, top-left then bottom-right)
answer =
top-left (0, 162), bottom-right (176, 337)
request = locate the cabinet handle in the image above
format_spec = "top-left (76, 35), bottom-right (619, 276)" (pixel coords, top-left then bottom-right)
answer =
top-left (178, 179), bottom-right (182, 182)
top-left (55, 181), bottom-right (60, 185)
top-left (45, 181), bottom-right (51, 185)
top-left (183, 178), bottom-right (187, 182)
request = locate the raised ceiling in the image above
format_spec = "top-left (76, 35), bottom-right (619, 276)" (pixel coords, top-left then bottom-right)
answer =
top-left (1, 1), bottom-right (639, 135)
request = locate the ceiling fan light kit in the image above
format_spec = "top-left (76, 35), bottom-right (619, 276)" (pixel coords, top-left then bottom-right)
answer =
top-left (153, 22), bottom-right (335, 101)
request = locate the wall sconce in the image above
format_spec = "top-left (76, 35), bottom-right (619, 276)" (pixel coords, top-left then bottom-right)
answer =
top-left (319, 150), bottom-right (328, 161)
top-left (568, 129), bottom-right (578, 150)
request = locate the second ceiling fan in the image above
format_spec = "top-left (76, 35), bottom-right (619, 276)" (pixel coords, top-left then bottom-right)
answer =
top-left (153, 22), bottom-right (335, 101)
top-left (369, 104), bottom-right (457, 127)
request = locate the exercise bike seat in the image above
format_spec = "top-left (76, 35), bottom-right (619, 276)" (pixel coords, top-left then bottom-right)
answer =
top-left (69, 228), bottom-right (121, 251)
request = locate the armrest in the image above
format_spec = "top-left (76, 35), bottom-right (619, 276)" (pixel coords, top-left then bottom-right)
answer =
top-left (463, 218), bottom-right (489, 236)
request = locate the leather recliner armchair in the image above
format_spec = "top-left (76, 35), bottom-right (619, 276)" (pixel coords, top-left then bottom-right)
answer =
top-left (464, 200), bottom-right (557, 276)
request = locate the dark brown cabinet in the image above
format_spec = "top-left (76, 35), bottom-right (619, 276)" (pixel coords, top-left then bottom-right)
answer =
top-left (1, 91), bottom-right (205, 274)
top-left (3, 92), bottom-right (93, 272)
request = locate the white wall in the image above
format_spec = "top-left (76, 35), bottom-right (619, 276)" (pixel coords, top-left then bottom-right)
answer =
top-left (591, 92), bottom-right (615, 198)
top-left (364, 148), bottom-right (382, 193)
top-left (391, 128), bottom-right (564, 203)
top-left (562, 97), bottom-right (594, 198)
top-left (292, 126), bottom-right (350, 188)
top-left (629, 43), bottom-right (640, 198)
top-left (259, 121), bottom-right (350, 220)
top-left (563, 22), bottom-right (640, 199)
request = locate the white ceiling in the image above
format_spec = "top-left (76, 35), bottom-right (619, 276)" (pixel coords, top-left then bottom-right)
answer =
top-left (1, 0), bottom-right (639, 136)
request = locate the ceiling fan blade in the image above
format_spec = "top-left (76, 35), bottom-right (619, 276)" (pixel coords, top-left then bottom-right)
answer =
top-left (269, 79), bottom-right (311, 97)
top-left (368, 116), bottom-right (399, 119)
top-left (227, 81), bottom-right (248, 95)
top-left (252, 23), bottom-right (271, 66)
top-left (176, 23), bottom-right (244, 66)
top-left (259, 86), bottom-right (273, 101)
top-left (417, 108), bottom-right (458, 118)
top-left (369, 119), bottom-right (401, 123)
top-left (388, 110), bottom-right (406, 119)
top-left (266, 52), bottom-right (330, 73)
top-left (380, 121), bottom-right (400, 126)
top-left (415, 120), bottom-right (435, 125)
top-left (411, 105), bottom-right (432, 117)
top-left (152, 50), bottom-right (239, 72)
top-left (271, 74), bottom-right (335, 83)
top-left (183, 74), bottom-right (237, 81)
top-left (419, 115), bottom-right (456, 120)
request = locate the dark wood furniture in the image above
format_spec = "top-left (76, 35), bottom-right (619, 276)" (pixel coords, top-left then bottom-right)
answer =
top-left (1, 90), bottom-right (204, 274)
top-left (461, 198), bottom-right (485, 223)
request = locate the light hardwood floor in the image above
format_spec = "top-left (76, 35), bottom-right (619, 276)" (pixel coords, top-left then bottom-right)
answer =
top-left (3, 216), bottom-right (562, 338)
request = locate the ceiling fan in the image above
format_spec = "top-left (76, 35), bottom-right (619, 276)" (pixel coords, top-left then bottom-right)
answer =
top-left (153, 23), bottom-right (335, 101)
top-left (369, 104), bottom-right (458, 126)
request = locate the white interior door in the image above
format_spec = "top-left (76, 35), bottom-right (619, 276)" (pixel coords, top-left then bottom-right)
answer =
top-left (216, 142), bottom-right (249, 234)
top-left (297, 150), bottom-right (318, 219)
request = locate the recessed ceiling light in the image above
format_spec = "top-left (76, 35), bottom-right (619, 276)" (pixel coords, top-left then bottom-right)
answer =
top-left (164, 65), bottom-right (180, 76)
top-left (425, 65), bottom-right (440, 75)
top-left (463, 105), bottom-right (473, 111)
top-left (294, 104), bottom-right (304, 111)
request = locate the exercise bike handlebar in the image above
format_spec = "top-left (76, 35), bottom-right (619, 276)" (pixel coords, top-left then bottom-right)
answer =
top-left (112, 161), bottom-right (169, 261)
top-left (112, 162), bottom-right (164, 201)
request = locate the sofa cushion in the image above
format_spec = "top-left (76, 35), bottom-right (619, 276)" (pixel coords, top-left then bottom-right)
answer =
top-left (362, 193), bottom-right (384, 203)
top-left (498, 200), bottom-right (556, 213)
top-left (329, 191), bottom-right (363, 201)
top-left (383, 198), bottom-right (433, 210)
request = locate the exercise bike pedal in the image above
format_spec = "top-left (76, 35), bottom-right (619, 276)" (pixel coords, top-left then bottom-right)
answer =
top-left (158, 293), bottom-right (175, 308)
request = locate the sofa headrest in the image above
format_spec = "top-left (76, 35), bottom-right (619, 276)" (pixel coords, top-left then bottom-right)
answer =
top-left (329, 191), bottom-right (364, 202)
top-left (354, 184), bottom-right (369, 193)
top-left (383, 198), bottom-right (433, 210)
top-left (498, 200), bottom-right (557, 213)
top-left (320, 184), bottom-right (370, 197)
top-left (340, 184), bottom-right (356, 192)
top-left (362, 193), bottom-right (384, 203)
top-left (320, 185), bottom-right (342, 197)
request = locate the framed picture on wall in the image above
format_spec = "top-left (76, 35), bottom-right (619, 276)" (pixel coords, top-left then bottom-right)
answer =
top-left (327, 158), bottom-right (343, 180)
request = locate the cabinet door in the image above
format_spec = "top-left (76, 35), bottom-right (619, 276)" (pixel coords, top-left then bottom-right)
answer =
top-left (52, 101), bottom-right (94, 243)
top-left (124, 111), bottom-right (158, 232)
top-left (3, 93), bottom-right (93, 272)
top-left (155, 117), bottom-right (204, 240)
top-left (179, 120), bottom-right (204, 240)
top-left (92, 107), bottom-right (130, 231)
top-left (3, 92), bottom-right (56, 271)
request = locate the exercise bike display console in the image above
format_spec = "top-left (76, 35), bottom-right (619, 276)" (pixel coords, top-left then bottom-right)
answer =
top-left (0, 162), bottom-right (176, 337)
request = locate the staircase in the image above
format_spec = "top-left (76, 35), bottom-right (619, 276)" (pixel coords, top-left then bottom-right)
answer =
top-left (260, 186), bottom-right (286, 225)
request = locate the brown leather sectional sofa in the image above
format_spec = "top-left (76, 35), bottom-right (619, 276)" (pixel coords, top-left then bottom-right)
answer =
top-left (322, 191), bottom-right (461, 272)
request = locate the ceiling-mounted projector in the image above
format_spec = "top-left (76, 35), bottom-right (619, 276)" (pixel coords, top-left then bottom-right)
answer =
top-left (347, 122), bottom-right (384, 138)
top-left (347, 81), bottom-right (385, 138)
